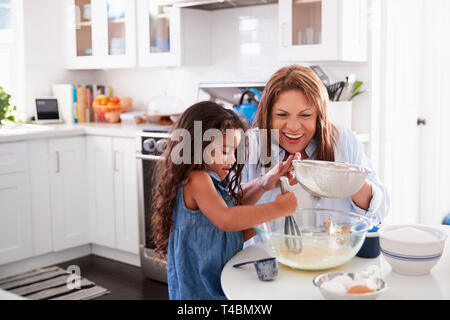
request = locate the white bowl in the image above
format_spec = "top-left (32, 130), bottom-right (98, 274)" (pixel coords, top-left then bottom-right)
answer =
top-left (379, 225), bottom-right (447, 276)
top-left (313, 271), bottom-right (387, 300)
top-left (292, 160), bottom-right (371, 198)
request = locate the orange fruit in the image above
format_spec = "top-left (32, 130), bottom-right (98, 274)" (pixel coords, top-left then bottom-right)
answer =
top-left (347, 285), bottom-right (374, 294)
top-left (100, 97), bottom-right (109, 105)
top-left (111, 96), bottom-right (120, 103)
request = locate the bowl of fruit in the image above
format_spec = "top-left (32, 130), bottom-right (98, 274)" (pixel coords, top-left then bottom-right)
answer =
top-left (93, 95), bottom-right (132, 123)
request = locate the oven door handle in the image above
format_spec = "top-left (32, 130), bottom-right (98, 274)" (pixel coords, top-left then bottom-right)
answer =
top-left (136, 153), bottom-right (164, 161)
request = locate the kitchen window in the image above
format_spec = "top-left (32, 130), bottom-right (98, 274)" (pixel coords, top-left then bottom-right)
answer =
top-left (0, 0), bottom-right (13, 93)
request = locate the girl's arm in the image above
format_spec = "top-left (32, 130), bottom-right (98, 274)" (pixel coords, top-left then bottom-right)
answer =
top-left (240, 155), bottom-right (295, 205)
top-left (187, 171), bottom-right (297, 232)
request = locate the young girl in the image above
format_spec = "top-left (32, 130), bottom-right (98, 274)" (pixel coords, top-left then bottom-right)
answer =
top-left (152, 101), bottom-right (297, 300)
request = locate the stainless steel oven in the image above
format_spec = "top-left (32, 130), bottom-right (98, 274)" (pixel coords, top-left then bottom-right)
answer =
top-left (136, 128), bottom-right (171, 283)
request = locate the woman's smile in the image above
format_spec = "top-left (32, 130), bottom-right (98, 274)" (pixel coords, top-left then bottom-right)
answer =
top-left (282, 132), bottom-right (304, 144)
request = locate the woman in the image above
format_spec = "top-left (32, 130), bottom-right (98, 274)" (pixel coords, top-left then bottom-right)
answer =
top-left (240, 65), bottom-right (389, 235)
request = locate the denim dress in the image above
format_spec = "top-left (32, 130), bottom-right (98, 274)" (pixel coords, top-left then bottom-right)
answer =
top-left (166, 170), bottom-right (244, 300)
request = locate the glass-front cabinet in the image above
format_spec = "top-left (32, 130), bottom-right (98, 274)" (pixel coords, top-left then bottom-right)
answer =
top-left (65, 0), bottom-right (136, 69)
top-left (137, 0), bottom-right (181, 67)
top-left (279, 0), bottom-right (367, 62)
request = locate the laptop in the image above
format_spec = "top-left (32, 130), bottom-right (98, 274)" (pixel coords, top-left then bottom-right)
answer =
top-left (34, 97), bottom-right (64, 124)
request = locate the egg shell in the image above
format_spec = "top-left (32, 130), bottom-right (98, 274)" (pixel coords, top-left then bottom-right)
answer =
top-left (331, 275), bottom-right (354, 290)
top-left (320, 281), bottom-right (347, 295)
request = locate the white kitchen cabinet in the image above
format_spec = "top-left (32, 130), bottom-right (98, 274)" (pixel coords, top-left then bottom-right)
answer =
top-left (86, 136), bottom-right (116, 248)
top-left (28, 140), bottom-right (53, 256)
top-left (86, 136), bottom-right (139, 254)
top-left (136, 0), bottom-right (210, 67)
top-left (0, 172), bottom-right (33, 265)
top-left (112, 138), bottom-right (139, 254)
top-left (0, 142), bottom-right (32, 265)
top-left (278, 0), bottom-right (367, 62)
top-left (49, 137), bottom-right (90, 251)
top-left (64, 0), bottom-right (137, 69)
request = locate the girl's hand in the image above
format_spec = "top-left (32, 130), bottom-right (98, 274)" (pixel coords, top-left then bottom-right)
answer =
top-left (260, 155), bottom-right (294, 191)
top-left (287, 152), bottom-right (301, 185)
top-left (274, 192), bottom-right (298, 216)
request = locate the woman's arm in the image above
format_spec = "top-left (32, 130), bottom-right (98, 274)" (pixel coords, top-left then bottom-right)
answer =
top-left (188, 171), bottom-right (297, 231)
top-left (351, 180), bottom-right (372, 211)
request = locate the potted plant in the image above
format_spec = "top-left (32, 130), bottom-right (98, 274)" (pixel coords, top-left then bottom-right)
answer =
top-left (0, 86), bottom-right (19, 127)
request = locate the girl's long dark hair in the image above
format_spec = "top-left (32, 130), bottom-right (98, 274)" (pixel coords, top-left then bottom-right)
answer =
top-left (151, 101), bottom-right (249, 257)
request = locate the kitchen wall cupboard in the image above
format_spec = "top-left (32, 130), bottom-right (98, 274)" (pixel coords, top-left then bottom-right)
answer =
top-left (64, 0), bottom-right (209, 69)
top-left (86, 136), bottom-right (139, 254)
top-left (64, 0), bottom-right (137, 69)
top-left (0, 142), bottom-right (33, 265)
top-left (136, 1), bottom-right (210, 67)
top-left (49, 137), bottom-right (90, 251)
top-left (278, 0), bottom-right (367, 62)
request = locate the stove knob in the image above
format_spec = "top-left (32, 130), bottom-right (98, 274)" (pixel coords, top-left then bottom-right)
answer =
top-left (156, 139), bottom-right (168, 154)
top-left (143, 138), bottom-right (156, 153)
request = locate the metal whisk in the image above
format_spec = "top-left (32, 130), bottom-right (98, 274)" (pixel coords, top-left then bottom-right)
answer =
top-left (280, 177), bottom-right (303, 253)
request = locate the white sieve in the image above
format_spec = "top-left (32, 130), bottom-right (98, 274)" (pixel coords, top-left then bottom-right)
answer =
top-left (292, 160), bottom-right (371, 198)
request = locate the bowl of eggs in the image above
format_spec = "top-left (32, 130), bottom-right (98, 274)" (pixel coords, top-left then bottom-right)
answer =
top-left (313, 271), bottom-right (387, 300)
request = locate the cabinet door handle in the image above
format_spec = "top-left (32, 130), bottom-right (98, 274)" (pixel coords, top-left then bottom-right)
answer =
top-left (56, 151), bottom-right (60, 173)
top-left (281, 23), bottom-right (289, 48)
top-left (114, 151), bottom-right (119, 172)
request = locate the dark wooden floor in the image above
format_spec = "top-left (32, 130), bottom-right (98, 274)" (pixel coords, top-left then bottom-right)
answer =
top-left (56, 255), bottom-right (168, 300)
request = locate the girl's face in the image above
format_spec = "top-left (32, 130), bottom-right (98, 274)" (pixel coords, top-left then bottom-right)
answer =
top-left (206, 129), bottom-right (242, 180)
top-left (271, 89), bottom-right (318, 157)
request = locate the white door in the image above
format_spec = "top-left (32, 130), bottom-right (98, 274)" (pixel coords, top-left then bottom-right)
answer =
top-left (113, 137), bottom-right (139, 254)
top-left (49, 137), bottom-right (89, 251)
top-left (137, 0), bottom-right (181, 66)
top-left (0, 173), bottom-right (32, 265)
top-left (419, 0), bottom-right (450, 225)
top-left (28, 140), bottom-right (53, 256)
top-left (380, 0), bottom-right (450, 225)
top-left (380, 0), bottom-right (423, 225)
top-left (86, 136), bottom-right (116, 248)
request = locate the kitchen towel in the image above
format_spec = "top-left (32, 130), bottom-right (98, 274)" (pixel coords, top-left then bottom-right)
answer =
top-left (0, 266), bottom-right (109, 300)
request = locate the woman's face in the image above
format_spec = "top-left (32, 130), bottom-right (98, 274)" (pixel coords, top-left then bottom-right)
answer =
top-left (271, 89), bottom-right (318, 156)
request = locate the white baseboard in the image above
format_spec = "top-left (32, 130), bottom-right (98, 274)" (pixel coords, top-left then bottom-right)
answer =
top-left (0, 245), bottom-right (141, 279)
top-left (0, 245), bottom-right (91, 279)
top-left (91, 244), bottom-right (141, 267)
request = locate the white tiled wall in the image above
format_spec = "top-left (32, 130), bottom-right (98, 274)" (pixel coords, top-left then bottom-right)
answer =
top-left (94, 3), bottom-right (371, 138)
top-left (94, 4), bottom-right (287, 111)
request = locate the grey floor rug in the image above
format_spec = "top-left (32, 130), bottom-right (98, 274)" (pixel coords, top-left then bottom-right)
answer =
top-left (0, 266), bottom-right (110, 300)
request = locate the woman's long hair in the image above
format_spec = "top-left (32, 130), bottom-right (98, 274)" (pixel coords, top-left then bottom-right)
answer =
top-left (254, 65), bottom-right (338, 164)
top-left (152, 101), bottom-right (249, 257)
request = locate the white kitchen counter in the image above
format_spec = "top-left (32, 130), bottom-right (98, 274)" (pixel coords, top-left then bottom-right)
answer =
top-left (0, 122), bottom-right (169, 143)
top-left (221, 225), bottom-right (450, 300)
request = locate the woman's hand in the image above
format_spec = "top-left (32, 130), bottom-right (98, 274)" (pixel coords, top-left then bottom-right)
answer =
top-left (287, 152), bottom-right (301, 185)
top-left (274, 192), bottom-right (298, 216)
top-left (260, 155), bottom-right (294, 191)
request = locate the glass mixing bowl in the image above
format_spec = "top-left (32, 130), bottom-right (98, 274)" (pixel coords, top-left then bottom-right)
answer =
top-left (254, 208), bottom-right (372, 271)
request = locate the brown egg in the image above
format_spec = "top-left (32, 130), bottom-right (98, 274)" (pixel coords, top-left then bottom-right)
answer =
top-left (347, 285), bottom-right (374, 294)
